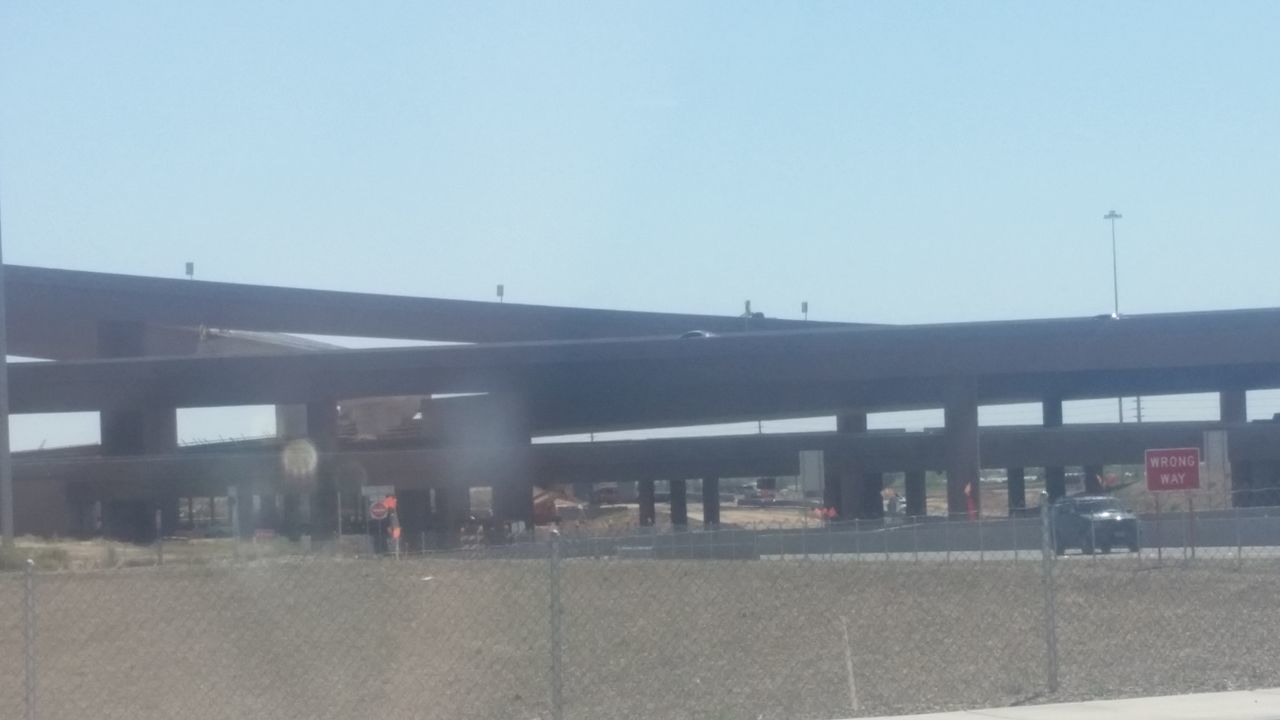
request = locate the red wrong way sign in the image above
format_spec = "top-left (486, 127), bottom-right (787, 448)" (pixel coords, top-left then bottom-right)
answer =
top-left (369, 501), bottom-right (389, 521)
top-left (1145, 447), bottom-right (1201, 492)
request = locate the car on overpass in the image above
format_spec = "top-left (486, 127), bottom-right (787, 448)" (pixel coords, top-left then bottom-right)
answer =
top-left (1051, 495), bottom-right (1140, 555)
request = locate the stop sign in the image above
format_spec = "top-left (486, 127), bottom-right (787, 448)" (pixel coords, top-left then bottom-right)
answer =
top-left (369, 501), bottom-right (388, 521)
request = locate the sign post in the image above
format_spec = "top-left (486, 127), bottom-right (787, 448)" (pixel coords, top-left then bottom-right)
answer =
top-left (1146, 447), bottom-right (1201, 564)
top-left (1187, 493), bottom-right (1195, 560)
top-left (1154, 493), bottom-right (1162, 563)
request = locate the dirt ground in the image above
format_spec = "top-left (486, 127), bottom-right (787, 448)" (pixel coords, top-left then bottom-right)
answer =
top-left (0, 551), bottom-right (1276, 720)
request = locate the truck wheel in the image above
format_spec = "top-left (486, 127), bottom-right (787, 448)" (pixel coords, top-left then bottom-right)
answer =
top-left (1128, 542), bottom-right (1141, 553)
top-left (1081, 535), bottom-right (1095, 555)
top-left (1100, 545), bottom-right (1112, 554)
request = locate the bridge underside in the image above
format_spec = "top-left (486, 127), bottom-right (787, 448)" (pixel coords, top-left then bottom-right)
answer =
top-left (11, 265), bottom-right (1280, 546)
top-left (13, 419), bottom-right (1280, 543)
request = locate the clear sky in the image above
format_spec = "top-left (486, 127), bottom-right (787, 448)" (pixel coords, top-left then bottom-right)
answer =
top-left (3, 2), bottom-right (1280, 448)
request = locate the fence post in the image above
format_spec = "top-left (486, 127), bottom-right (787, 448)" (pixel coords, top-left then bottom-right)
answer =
top-left (1235, 503), bottom-right (1243, 566)
top-left (882, 518), bottom-right (890, 562)
top-left (229, 486), bottom-right (240, 562)
top-left (1012, 515), bottom-right (1019, 563)
top-left (801, 521), bottom-right (808, 561)
top-left (1090, 520), bottom-right (1098, 563)
top-left (548, 531), bottom-right (564, 720)
top-left (1039, 491), bottom-right (1059, 693)
top-left (23, 558), bottom-right (36, 720)
top-left (912, 518), bottom-right (919, 562)
top-left (154, 508), bottom-right (164, 566)
top-left (944, 518), bottom-right (951, 564)
top-left (978, 515), bottom-right (985, 563)
top-left (853, 518), bottom-right (862, 560)
top-left (1187, 494), bottom-right (1196, 561)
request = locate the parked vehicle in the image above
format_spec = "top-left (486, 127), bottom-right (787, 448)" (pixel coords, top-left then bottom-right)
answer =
top-left (592, 486), bottom-right (621, 505)
top-left (1051, 495), bottom-right (1140, 555)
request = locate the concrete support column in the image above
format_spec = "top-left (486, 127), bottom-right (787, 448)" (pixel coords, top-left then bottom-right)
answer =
top-left (836, 413), bottom-right (868, 434)
top-left (839, 469), bottom-right (862, 520)
top-left (1219, 389), bottom-right (1250, 506)
top-left (306, 400), bottom-right (339, 540)
top-left (944, 380), bottom-right (980, 519)
top-left (93, 342), bottom-right (178, 541)
top-left (904, 470), bottom-right (927, 517)
top-left (96, 320), bottom-right (176, 456)
top-left (493, 477), bottom-right (533, 528)
top-left (281, 493), bottom-right (301, 541)
top-left (234, 485), bottom-right (254, 539)
top-left (159, 496), bottom-right (180, 536)
top-left (702, 477), bottom-right (721, 528)
top-left (832, 412), bottom-right (868, 520)
top-left (1083, 464), bottom-right (1105, 494)
top-left (95, 318), bottom-right (177, 541)
top-left (100, 408), bottom-right (178, 456)
top-left (433, 484), bottom-right (470, 549)
top-left (1043, 396), bottom-right (1066, 502)
top-left (670, 479), bottom-right (688, 529)
top-left (1006, 467), bottom-right (1026, 514)
top-left (638, 479), bottom-right (656, 527)
top-left (822, 462), bottom-right (842, 514)
top-left (442, 393), bottom-right (533, 529)
top-left (860, 472), bottom-right (885, 519)
top-left (259, 493), bottom-right (280, 530)
top-left (395, 489), bottom-right (431, 550)
top-left (1220, 388), bottom-right (1248, 424)
top-left (275, 405), bottom-right (308, 439)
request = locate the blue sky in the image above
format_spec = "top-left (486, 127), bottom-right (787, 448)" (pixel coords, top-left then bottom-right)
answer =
top-left (3, 2), bottom-right (1280, 448)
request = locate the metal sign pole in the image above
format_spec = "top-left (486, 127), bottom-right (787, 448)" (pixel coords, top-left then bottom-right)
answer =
top-left (1155, 493), bottom-right (1163, 564)
top-left (1187, 493), bottom-right (1195, 560)
top-left (1039, 491), bottom-right (1059, 693)
top-left (0, 219), bottom-right (14, 545)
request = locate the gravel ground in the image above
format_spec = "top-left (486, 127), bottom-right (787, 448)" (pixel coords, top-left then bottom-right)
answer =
top-left (0, 552), bottom-right (1275, 720)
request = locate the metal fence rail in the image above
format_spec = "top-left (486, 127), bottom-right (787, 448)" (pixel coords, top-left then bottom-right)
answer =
top-left (4, 503), bottom-right (1280, 719)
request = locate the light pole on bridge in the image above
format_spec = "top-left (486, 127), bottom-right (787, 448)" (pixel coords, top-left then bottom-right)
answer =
top-left (1105, 210), bottom-right (1125, 424)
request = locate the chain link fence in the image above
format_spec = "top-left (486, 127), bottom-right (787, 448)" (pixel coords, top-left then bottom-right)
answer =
top-left (3, 494), bottom-right (1280, 719)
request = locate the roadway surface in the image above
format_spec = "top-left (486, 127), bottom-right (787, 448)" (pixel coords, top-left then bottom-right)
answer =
top-left (859, 688), bottom-right (1280, 720)
top-left (553, 512), bottom-right (1280, 561)
top-left (761, 547), bottom-right (1280, 562)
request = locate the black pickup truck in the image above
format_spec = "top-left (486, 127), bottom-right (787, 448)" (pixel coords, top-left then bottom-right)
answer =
top-left (1051, 495), bottom-right (1141, 555)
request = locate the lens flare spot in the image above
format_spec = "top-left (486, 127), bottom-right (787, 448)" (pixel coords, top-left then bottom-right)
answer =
top-left (281, 439), bottom-right (318, 480)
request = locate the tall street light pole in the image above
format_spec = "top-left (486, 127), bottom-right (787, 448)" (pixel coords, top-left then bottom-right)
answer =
top-left (1105, 210), bottom-right (1122, 317)
top-left (0, 194), bottom-right (11, 544)
top-left (1105, 210), bottom-right (1124, 423)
